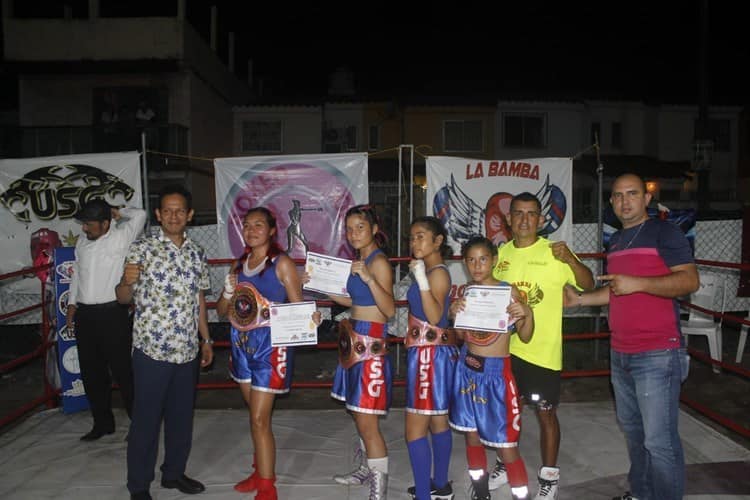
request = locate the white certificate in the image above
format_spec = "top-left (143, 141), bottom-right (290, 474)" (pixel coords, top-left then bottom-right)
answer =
top-left (303, 251), bottom-right (351, 297)
top-left (270, 301), bottom-right (319, 347)
top-left (454, 285), bottom-right (514, 333)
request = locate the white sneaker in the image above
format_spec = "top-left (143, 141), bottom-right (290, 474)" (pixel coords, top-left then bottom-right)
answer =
top-left (488, 459), bottom-right (508, 490)
top-left (534, 467), bottom-right (559, 500)
top-left (368, 469), bottom-right (388, 500)
top-left (333, 464), bottom-right (370, 485)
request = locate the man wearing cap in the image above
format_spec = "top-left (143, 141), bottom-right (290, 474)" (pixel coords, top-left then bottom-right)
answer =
top-left (67, 199), bottom-right (147, 441)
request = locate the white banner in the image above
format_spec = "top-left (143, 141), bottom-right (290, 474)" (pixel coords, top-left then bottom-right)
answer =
top-left (427, 156), bottom-right (573, 253)
top-left (426, 156), bottom-right (573, 297)
top-left (214, 153), bottom-right (368, 261)
top-left (0, 152), bottom-right (142, 293)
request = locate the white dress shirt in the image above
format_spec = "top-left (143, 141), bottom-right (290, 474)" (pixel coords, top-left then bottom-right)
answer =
top-left (68, 207), bottom-right (147, 306)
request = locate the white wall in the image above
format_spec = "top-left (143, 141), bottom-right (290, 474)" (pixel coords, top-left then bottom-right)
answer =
top-left (495, 101), bottom-right (585, 159)
top-left (232, 106), bottom-right (322, 156)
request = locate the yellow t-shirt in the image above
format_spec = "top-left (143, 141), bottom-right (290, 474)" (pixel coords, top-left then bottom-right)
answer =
top-left (493, 237), bottom-right (580, 371)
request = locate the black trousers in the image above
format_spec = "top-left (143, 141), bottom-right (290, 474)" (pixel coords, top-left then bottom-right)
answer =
top-left (75, 301), bottom-right (134, 431)
top-left (127, 348), bottom-right (200, 493)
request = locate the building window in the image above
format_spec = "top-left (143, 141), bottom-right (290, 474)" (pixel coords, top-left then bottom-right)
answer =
top-left (368, 125), bottom-right (380, 151)
top-left (694, 119), bottom-right (731, 152)
top-left (444, 120), bottom-right (483, 152)
top-left (611, 122), bottom-right (622, 148)
top-left (324, 125), bottom-right (357, 153)
top-left (242, 121), bottom-right (282, 152)
top-left (590, 122), bottom-right (601, 146)
top-left (503, 114), bottom-right (545, 149)
top-left (710, 119), bottom-right (730, 152)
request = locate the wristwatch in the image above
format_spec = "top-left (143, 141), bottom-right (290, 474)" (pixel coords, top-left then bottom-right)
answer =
top-left (200, 338), bottom-right (214, 345)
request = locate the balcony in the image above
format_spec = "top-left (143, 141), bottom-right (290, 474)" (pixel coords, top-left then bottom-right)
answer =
top-left (0, 124), bottom-right (188, 160)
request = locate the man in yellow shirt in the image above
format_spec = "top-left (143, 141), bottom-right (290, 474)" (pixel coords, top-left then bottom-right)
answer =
top-left (490, 192), bottom-right (594, 500)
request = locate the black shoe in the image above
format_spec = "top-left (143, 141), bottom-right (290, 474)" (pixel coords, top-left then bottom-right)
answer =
top-left (161, 474), bottom-right (206, 494)
top-left (80, 428), bottom-right (114, 441)
top-left (469, 472), bottom-right (491, 500)
top-left (408, 480), bottom-right (455, 499)
top-left (130, 492), bottom-right (151, 500)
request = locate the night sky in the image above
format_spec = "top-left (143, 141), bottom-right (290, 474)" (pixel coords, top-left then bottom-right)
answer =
top-left (205, 1), bottom-right (748, 105)
top-left (0, 1), bottom-right (747, 106)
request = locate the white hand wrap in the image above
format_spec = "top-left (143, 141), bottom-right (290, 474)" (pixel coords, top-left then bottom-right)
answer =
top-left (412, 260), bottom-right (430, 291)
top-left (223, 273), bottom-right (235, 300)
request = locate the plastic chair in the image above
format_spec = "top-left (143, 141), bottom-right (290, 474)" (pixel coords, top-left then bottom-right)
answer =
top-left (736, 313), bottom-right (748, 363)
top-left (681, 273), bottom-right (725, 374)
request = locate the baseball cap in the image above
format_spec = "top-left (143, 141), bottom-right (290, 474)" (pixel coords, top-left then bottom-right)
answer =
top-left (74, 199), bottom-right (112, 222)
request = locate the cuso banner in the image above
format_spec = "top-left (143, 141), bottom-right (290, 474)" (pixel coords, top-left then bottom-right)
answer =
top-left (0, 152), bottom-right (142, 293)
top-left (426, 156), bottom-right (573, 254)
top-left (214, 153), bottom-right (368, 261)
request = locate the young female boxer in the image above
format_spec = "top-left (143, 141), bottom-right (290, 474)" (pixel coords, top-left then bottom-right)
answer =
top-left (404, 217), bottom-right (458, 500)
top-left (218, 207), bottom-right (318, 500)
top-left (449, 236), bottom-right (534, 500)
top-left (309, 204), bottom-right (395, 500)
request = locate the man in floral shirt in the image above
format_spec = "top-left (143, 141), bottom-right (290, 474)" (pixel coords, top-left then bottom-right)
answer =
top-left (116, 185), bottom-right (213, 500)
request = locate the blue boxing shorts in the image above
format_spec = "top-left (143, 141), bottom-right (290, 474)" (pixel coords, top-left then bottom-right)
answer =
top-left (331, 319), bottom-right (392, 415)
top-left (449, 346), bottom-right (521, 448)
top-left (229, 326), bottom-right (295, 394)
top-left (406, 344), bottom-right (459, 415)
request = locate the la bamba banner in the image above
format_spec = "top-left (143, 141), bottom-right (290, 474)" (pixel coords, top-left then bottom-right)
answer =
top-left (426, 156), bottom-right (573, 254)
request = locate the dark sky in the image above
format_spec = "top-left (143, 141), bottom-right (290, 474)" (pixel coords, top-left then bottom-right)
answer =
top-left (1, 1), bottom-right (747, 106)
top-left (201, 1), bottom-right (748, 105)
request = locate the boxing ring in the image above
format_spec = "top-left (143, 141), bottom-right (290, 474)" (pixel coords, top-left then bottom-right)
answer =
top-left (1, 254), bottom-right (750, 498)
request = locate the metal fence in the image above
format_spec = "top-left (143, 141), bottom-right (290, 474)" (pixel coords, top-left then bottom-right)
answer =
top-left (2, 219), bottom-right (746, 326)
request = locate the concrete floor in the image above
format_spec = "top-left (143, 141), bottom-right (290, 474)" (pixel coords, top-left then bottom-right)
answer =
top-left (0, 402), bottom-right (748, 499)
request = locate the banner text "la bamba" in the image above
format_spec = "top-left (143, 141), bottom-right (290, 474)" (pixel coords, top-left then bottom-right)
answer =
top-left (465, 161), bottom-right (540, 180)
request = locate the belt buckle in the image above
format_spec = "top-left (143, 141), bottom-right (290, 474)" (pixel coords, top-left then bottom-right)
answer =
top-left (406, 315), bottom-right (453, 348)
top-left (338, 319), bottom-right (385, 369)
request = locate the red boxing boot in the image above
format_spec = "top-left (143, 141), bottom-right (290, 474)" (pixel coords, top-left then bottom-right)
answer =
top-left (234, 455), bottom-right (258, 492)
top-left (234, 471), bottom-right (258, 492)
top-left (255, 477), bottom-right (277, 500)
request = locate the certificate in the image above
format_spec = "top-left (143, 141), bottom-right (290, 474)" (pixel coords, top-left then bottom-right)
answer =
top-left (270, 301), bottom-right (318, 347)
top-left (303, 251), bottom-right (351, 297)
top-left (454, 285), bottom-right (514, 333)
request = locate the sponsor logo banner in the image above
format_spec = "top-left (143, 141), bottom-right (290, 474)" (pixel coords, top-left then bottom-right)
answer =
top-left (54, 246), bottom-right (89, 413)
top-left (426, 156), bottom-right (573, 294)
top-left (214, 153), bottom-right (368, 260)
top-left (0, 152), bottom-right (142, 292)
top-left (427, 156), bottom-right (573, 252)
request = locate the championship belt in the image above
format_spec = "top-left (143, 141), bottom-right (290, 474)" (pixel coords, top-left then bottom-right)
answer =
top-left (338, 319), bottom-right (387, 369)
top-left (228, 282), bottom-right (271, 332)
top-left (405, 314), bottom-right (456, 348)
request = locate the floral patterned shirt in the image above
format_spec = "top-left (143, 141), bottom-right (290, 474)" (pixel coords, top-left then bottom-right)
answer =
top-left (126, 229), bottom-right (210, 364)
